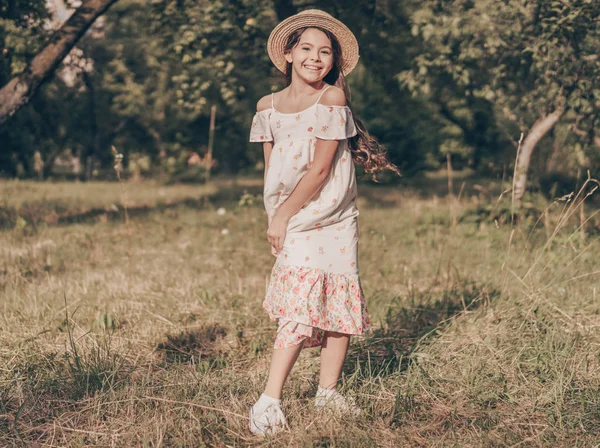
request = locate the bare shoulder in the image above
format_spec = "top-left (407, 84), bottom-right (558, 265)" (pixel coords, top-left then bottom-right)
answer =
top-left (319, 85), bottom-right (347, 106)
top-left (256, 94), bottom-right (272, 112)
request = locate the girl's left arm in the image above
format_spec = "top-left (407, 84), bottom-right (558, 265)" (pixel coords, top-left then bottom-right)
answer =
top-left (266, 88), bottom-right (346, 253)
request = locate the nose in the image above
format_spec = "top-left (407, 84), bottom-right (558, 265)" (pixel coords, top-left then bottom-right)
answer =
top-left (310, 50), bottom-right (321, 62)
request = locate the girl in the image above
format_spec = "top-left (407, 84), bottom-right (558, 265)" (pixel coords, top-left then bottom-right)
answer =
top-left (248, 9), bottom-right (399, 436)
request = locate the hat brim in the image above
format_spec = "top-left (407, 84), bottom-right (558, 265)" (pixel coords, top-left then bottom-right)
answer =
top-left (267, 9), bottom-right (360, 77)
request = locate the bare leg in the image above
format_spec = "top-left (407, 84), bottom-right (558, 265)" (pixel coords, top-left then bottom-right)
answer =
top-left (264, 342), bottom-right (305, 399)
top-left (319, 331), bottom-right (350, 390)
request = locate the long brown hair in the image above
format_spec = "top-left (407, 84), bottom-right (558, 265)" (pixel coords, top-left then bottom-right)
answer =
top-left (283, 26), bottom-right (401, 180)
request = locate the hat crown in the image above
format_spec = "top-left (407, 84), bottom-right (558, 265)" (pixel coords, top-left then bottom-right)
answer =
top-left (298, 9), bottom-right (333, 18)
top-left (267, 9), bottom-right (360, 76)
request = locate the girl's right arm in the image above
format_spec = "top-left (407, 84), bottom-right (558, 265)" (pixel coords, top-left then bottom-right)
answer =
top-left (263, 142), bottom-right (273, 187)
top-left (263, 142), bottom-right (276, 257)
top-left (256, 94), bottom-right (274, 209)
top-left (256, 95), bottom-right (277, 256)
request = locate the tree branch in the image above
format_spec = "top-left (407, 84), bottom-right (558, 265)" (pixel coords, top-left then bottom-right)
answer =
top-left (0, 0), bottom-right (120, 127)
top-left (572, 124), bottom-right (600, 149)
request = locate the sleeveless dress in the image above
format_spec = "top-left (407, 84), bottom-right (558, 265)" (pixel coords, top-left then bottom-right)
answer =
top-left (249, 86), bottom-right (371, 349)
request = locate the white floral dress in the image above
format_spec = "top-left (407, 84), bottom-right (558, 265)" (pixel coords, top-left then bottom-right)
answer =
top-left (249, 85), bottom-right (371, 349)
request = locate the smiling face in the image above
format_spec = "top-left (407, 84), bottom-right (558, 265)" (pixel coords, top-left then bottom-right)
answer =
top-left (284, 28), bottom-right (334, 85)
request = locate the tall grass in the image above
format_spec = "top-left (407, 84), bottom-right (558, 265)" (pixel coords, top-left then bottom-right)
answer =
top-left (0, 175), bottom-right (598, 446)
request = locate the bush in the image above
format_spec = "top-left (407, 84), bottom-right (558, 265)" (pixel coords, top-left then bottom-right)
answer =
top-left (460, 194), bottom-right (546, 226)
top-left (538, 172), bottom-right (583, 200)
top-left (163, 152), bottom-right (210, 184)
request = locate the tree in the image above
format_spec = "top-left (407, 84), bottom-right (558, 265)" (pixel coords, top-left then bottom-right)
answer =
top-left (0, 0), bottom-right (120, 126)
top-left (270, 0), bottom-right (446, 175)
top-left (148, 0), bottom-right (279, 172)
top-left (402, 0), bottom-right (600, 204)
top-left (0, 0), bottom-right (476, 179)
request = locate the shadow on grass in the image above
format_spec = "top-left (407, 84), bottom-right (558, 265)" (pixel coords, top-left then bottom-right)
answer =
top-left (0, 174), bottom-right (480, 229)
top-left (0, 181), bottom-right (264, 230)
top-left (0, 174), bottom-right (541, 229)
top-left (358, 174), bottom-right (506, 208)
top-left (156, 323), bottom-right (228, 367)
top-left (55, 183), bottom-right (264, 226)
top-left (345, 281), bottom-right (500, 379)
top-left (0, 334), bottom-right (133, 445)
top-left (1, 325), bottom-right (231, 445)
top-left (0, 173), bottom-right (508, 230)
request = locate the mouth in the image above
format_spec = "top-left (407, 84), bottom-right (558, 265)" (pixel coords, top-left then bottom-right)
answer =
top-left (303, 65), bottom-right (322, 72)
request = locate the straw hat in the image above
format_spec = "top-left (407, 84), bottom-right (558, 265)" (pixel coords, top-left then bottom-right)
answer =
top-left (267, 9), bottom-right (360, 76)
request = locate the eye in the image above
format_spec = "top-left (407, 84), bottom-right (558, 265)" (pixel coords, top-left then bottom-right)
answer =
top-left (321, 50), bottom-right (331, 55)
top-left (302, 47), bottom-right (310, 51)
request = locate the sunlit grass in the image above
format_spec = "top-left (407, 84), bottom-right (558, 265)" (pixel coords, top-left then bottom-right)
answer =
top-left (0, 177), bottom-right (599, 446)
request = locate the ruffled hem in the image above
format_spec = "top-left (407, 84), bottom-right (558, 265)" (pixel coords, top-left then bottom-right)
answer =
top-left (274, 319), bottom-right (324, 349)
top-left (264, 264), bottom-right (371, 336)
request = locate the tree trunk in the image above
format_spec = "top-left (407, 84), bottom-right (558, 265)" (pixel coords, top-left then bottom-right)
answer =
top-left (0, 0), bottom-right (120, 127)
top-left (82, 69), bottom-right (99, 180)
top-left (513, 108), bottom-right (564, 206)
top-left (142, 122), bottom-right (164, 162)
top-left (545, 126), bottom-right (568, 173)
top-left (42, 136), bottom-right (69, 179)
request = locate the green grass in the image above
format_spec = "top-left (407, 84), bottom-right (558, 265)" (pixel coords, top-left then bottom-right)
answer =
top-left (0, 176), bottom-right (599, 447)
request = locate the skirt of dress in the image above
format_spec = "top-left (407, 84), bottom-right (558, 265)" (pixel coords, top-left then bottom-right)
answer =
top-left (264, 216), bottom-right (371, 349)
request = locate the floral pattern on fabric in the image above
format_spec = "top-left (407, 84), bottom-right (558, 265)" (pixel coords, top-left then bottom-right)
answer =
top-left (274, 319), bottom-right (324, 349)
top-left (313, 104), bottom-right (357, 140)
top-left (249, 110), bottom-right (273, 142)
top-left (249, 86), bottom-right (371, 350)
top-left (264, 264), bottom-right (371, 343)
top-left (257, 104), bottom-right (360, 234)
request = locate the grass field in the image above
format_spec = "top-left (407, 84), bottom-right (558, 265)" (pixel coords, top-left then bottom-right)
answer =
top-left (1, 175), bottom-right (599, 447)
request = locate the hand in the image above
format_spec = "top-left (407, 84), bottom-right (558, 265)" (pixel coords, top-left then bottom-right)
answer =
top-left (267, 213), bottom-right (289, 254)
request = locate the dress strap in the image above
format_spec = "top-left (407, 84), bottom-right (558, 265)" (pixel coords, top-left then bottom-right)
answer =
top-left (271, 93), bottom-right (275, 109)
top-left (314, 85), bottom-right (332, 105)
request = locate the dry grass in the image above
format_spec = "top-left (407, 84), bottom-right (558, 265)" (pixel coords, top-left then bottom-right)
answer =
top-left (0, 176), bottom-right (599, 447)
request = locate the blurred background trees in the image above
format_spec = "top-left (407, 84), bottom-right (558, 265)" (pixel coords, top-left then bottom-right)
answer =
top-left (0, 0), bottom-right (598, 198)
top-left (401, 0), bottom-right (600, 203)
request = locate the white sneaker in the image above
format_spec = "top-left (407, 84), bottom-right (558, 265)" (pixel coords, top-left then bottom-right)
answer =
top-left (249, 402), bottom-right (287, 436)
top-left (314, 389), bottom-right (362, 416)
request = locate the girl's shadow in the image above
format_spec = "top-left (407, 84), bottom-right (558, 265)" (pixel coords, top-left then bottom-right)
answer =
top-left (344, 280), bottom-right (499, 378)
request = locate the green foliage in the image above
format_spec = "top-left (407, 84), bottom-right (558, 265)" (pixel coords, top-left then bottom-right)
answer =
top-left (147, 0), bottom-right (277, 172)
top-left (401, 0), bottom-right (600, 175)
top-left (162, 153), bottom-right (210, 184)
top-left (63, 300), bottom-right (131, 400)
top-left (1, 0), bottom-right (598, 186)
top-left (237, 191), bottom-right (262, 207)
top-left (460, 196), bottom-right (544, 226)
top-left (0, 0), bottom-right (56, 177)
top-left (539, 170), bottom-right (589, 200)
top-left (0, 0), bottom-right (49, 83)
top-left (1, 0), bottom-right (448, 179)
